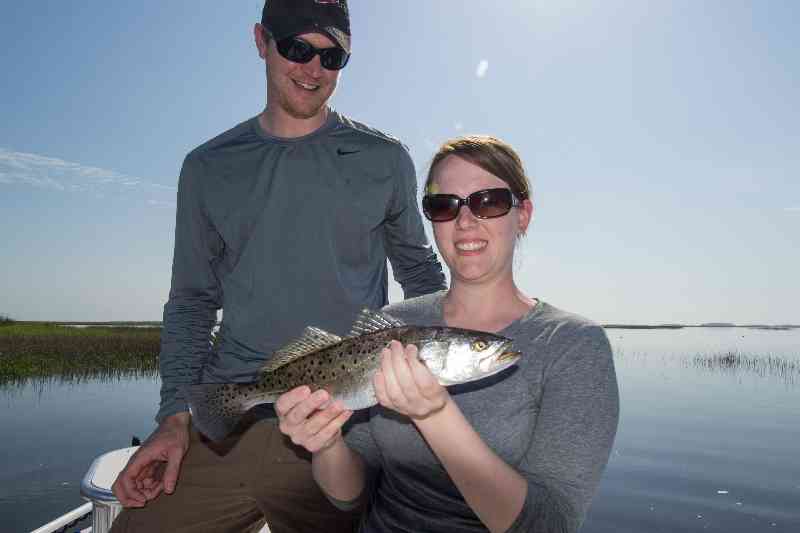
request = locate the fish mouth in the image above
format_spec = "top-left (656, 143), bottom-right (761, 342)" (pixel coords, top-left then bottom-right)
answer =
top-left (497, 350), bottom-right (521, 363)
top-left (477, 345), bottom-right (521, 374)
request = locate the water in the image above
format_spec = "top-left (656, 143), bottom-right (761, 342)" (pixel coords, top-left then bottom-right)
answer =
top-left (584, 327), bottom-right (800, 533)
top-left (1, 328), bottom-right (798, 532)
top-left (0, 377), bottom-right (160, 532)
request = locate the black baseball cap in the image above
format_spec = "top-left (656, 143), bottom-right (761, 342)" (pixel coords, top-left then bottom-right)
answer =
top-left (262, 0), bottom-right (351, 53)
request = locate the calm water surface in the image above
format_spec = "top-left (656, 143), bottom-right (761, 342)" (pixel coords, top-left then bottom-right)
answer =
top-left (0, 377), bottom-right (159, 532)
top-left (1, 328), bottom-right (798, 532)
top-left (587, 327), bottom-right (800, 533)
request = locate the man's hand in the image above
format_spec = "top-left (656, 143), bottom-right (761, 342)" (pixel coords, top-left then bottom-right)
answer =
top-left (276, 386), bottom-right (353, 454)
top-left (112, 412), bottom-right (191, 507)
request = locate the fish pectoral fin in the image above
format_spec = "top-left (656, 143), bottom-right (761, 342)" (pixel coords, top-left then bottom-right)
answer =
top-left (347, 308), bottom-right (406, 337)
top-left (261, 326), bottom-right (342, 373)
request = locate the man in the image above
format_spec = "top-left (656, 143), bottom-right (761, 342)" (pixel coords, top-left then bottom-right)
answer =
top-left (110, 1), bottom-right (446, 532)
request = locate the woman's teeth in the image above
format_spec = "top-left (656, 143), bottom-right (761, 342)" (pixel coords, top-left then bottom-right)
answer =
top-left (455, 241), bottom-right (487, 251)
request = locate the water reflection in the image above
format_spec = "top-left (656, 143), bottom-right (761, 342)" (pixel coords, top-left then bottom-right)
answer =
top-left (1, 367), bottom-right (159, 391)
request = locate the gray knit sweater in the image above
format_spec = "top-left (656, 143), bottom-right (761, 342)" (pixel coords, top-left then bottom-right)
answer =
top-left (342, 291), bottom-right (619, 533)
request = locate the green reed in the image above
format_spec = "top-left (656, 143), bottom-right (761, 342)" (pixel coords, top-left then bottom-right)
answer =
top-left (0, 323), bottom-right (160, 387)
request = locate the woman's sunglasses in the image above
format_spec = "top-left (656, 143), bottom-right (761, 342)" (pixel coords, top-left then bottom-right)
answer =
top-left (275, 36), bottom-right (350, 71)
top-left (422, 188), bottom-right (521, 222)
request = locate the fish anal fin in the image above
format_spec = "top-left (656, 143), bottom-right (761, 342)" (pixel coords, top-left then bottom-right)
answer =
top-left (260, 327), bottom-right (342, 373)
top-left (348, 308), bottom-right (406, 337)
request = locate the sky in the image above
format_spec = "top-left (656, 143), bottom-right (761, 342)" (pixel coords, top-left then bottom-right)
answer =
top-left (1, 1), bottom-right (797, 325)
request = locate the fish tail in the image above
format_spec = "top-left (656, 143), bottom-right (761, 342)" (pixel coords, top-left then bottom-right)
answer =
top-left (184, 383), bottom-right (272, 443)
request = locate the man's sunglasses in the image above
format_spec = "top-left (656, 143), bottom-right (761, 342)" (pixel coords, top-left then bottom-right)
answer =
top-left (422, 188), bottom-right (522, 222)
top-left (275, 36), bottom-right (350, 70)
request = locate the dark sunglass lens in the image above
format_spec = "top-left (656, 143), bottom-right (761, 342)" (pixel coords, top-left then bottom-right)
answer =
top-left (469, 189), bottom-right (513, 218)
top-left (423, 196), bottom-right (459, 221)
top-left (279, 38), bottom-right (314, 63)
top-left (320, 48), bottom-right (349, 70)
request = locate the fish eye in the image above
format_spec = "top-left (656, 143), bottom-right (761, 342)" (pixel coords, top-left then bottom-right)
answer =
top-left (471, 340), bottom-right (488, 352)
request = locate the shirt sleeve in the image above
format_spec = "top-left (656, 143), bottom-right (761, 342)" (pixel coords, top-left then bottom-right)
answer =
top-left (343, 410), bottom-right (382, 471)
top-left (321, 411), bottom-right (382, 511)
top-left (156, 154), bottom-right (223, 423)
top-left (506, 324), bottom-right (620, 533)
top-left (383, 145), bottom-right (446, 298)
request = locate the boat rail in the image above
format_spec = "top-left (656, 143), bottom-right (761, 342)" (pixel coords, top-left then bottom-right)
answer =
top-left (29, 502), bottom-right (92, 533)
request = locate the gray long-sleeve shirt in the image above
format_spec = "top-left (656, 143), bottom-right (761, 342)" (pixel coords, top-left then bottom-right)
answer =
top-left (157, 110), bottom-right (446, 422)
top-left (343, 292), bottom-right (619, 533)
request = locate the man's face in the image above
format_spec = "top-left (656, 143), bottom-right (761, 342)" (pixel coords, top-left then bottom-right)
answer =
top-left (258, 28), bottom-right (341, 120)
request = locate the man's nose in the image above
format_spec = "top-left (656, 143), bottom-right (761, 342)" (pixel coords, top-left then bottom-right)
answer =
top-left (302, 54), bottom-right (324, 78)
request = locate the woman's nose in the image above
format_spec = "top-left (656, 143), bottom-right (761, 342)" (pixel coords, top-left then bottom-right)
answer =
top-left (455, 204), bottom-right (479, 229)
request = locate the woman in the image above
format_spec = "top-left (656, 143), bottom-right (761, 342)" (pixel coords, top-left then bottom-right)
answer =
top-left (276, 135), bottom-right (619, 533)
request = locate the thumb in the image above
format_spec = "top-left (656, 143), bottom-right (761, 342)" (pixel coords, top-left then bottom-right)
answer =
top-left (162, 448), bottom-right (184, 494)
top-left (124, 446), bottom-right (158, 477)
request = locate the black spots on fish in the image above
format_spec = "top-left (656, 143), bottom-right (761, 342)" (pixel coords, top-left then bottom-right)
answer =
top-left (218, 388), bottom-right (236, 407)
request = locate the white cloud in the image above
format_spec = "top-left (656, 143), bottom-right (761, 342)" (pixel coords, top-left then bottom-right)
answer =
top-left (476, 59), bottom-right (489, 78)
top-left (0, 147), bottom-right (175, 208)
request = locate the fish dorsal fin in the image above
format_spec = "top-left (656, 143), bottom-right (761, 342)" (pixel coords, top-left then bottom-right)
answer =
top-left (348, 308), bottom-right (406, 337)
top-left (261, 327), bottom-right (342, 373)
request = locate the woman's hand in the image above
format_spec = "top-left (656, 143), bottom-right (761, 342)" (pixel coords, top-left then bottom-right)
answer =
top-left (276, 386), bottom-right (353, 454)
top-left (374, 340), bottom-right (450, 420)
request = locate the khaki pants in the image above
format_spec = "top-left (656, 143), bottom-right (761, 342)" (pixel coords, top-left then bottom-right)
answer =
top-left (110, 419), bottom-right (361, 533)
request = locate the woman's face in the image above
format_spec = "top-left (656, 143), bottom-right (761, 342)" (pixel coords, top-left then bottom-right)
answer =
top-left (429, 155), bottom-right (532, 286)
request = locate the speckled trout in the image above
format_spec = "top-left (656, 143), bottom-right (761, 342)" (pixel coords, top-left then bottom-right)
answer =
top-left (185, 309), bottom-right (520, 442)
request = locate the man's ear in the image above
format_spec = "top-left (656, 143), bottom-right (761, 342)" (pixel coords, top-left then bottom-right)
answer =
top-left (254, 23), bottom-right (269, 59)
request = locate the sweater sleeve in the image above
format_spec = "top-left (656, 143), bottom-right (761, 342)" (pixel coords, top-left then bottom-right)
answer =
top-left (506, 325), bottom-right (620, 533)
top-left (383, 145), bottom-right (446, 298)
top-left (156, 154), bottom-right (223, 423)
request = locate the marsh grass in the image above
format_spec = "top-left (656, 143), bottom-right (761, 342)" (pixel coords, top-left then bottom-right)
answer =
top-left (690, 350), bottom-right (800, 385)
top-left (0, 323), bottom-right (160, 387)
